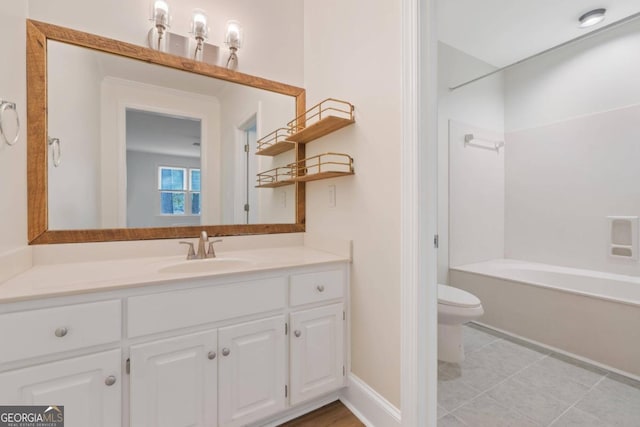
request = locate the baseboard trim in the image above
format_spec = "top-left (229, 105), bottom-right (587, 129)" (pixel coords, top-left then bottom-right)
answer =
top-left (249, 392), bottom-right (341, 427)
top-left (473, 321), bottom-right (640, 383)
top-left (0, 246), bottom-right (32, 283)
top-left (340, 374), bottom-right (401, 427)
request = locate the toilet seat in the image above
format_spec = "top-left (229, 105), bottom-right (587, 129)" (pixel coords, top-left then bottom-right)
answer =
top-left (438, 284), bottom-right (481, 308)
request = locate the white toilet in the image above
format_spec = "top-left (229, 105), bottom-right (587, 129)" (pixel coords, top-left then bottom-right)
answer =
top-left (438, 284), bottom-right (484, 363)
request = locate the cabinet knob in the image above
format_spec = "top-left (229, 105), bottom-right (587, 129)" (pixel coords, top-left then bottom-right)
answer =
top-left (294, 330), bottom-right (302, 338)
top-left (316, 284), bottom-right (325, 292)
top-left (54, 327), bottom-right (68, 338)
top-left (208, 351), bottom-right (217, 360)
top-left (105, 375), bottom-right (117, 386)
top-left (222, 348), bottom-right (230, 357)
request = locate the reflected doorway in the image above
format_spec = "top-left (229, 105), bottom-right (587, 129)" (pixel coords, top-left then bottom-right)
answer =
top-left (125, 109), bottom-right (202, 227)
top-left (237, 115), bottom-right (257, 224)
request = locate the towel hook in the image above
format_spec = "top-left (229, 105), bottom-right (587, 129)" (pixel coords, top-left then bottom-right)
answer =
top-left (0, 100), bottom-right (20, 147)
top-left (48, 136), bottom-right (61, 167)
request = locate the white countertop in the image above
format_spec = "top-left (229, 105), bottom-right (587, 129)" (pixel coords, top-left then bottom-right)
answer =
top-left (0, 246), bottom-right (349, 304)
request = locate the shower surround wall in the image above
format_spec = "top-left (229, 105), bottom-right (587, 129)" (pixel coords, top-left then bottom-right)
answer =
top-left (438, 43), bottom-right (505, 282)
top-left (504, 18), bottom-right (640, 276)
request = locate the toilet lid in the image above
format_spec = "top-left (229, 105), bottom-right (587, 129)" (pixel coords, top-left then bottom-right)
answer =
top-left (438, 284), bottom-right (481, 308)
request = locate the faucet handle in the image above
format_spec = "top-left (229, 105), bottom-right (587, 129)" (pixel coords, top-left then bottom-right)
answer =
top-left (179, 241), bottom-right (197, 260)
top-left (206, 239), bottom-right (223, 259)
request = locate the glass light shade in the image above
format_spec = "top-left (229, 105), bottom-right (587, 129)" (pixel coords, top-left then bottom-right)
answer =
top-left (151, 0), bottom-right (171, 29)
top-left (225, 20), bottom-right (243, 49)
top-left (190, 10), bottom-right (209, 40)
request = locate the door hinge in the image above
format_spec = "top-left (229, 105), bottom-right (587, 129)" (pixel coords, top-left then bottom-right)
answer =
top-left (244, 203), bottom-right (250, 212)
top-left (434, 234), bottom-right (439, 249)
top-left (126, 358), bottom-right (130, 375)
top-left (343, 311), bottom-right (346, 321)
top-left (285, 322), bottom-right (288, 335)
top-left (285, 385), bottom-right (288, 397)
top-left (343, 366), bottom-right (345, 376)
top-left (244, 144), bottom-right (250, 153)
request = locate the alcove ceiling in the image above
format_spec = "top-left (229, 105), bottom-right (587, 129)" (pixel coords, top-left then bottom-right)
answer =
top-left (437, 0), bottom-right (640, 67)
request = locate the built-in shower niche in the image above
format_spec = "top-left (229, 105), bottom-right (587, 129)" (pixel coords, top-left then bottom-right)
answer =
top-left (608, 216), bottom-right (638, 260)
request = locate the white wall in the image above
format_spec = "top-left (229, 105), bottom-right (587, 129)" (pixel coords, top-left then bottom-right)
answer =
top-left (28, 0), bottom-right (304, 86)
top-left (47, 42), bottom-right (102, 230)
top-left (504, 18), bottom-right (640, 276)
top-left (505, 19), bottom-right (640, 132)
top-left (505, 105), bottom-right (640, 276)
top-left (304, 0), bottom-right (401, 407)
top-left (448, 121), bottom-right (504, 268)
top-left (0, 2), bottom-right (30, 280)
top-left (126, 151), bottom-right (201, 227)
top-left (437, 43), bottom-right (505, 282)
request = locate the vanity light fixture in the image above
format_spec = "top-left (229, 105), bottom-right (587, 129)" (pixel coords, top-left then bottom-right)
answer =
top-left (149, 0), bottom-right (171, 51)
top-left (225, 20), bottom-right (243, 70)
top-left (578, 8), bottom-right (606, 28)
top-left (190, 10), bottom-right (209, 61)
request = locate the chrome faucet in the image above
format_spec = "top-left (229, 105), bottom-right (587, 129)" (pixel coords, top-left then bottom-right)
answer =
top-left (196, 230), bottom-right (208, 259)
top-left (179, 231), bottom-right (222, 260)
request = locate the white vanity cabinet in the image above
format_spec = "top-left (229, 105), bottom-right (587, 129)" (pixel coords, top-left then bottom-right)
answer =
top-left (218, 316), bottom-right (286, 426)
top-left (129, 331), bottom-right (218, 427)
top-left (289, 303), bottom-right (345, 406)
top-left (0, 349), bottom-right (122, 427)
top-left (0, 261), bottom-right (348, 427)
top-left (0, 300), bottom-right (122, 427)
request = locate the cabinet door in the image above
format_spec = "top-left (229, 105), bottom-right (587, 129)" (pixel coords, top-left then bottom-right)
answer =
top-left (218, 316), bottom-right (286, 427)
top-left (0, 349), bottom-right (121, 427)
top-left (290, 303), bottom-right (345, 405)
top-left (130, 330), bottom-right (218, 427)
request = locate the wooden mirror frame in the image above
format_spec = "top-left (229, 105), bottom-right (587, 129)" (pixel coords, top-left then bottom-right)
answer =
top-left (27, 19), bottom-right (306, 244)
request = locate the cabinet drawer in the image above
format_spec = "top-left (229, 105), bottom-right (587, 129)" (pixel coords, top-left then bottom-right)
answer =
top-left (127, 277), bottom-right (286, 337)
top-left (0, 300), bottom-right (121, 364)
top-left (290, 269), bottom-right (344, 306)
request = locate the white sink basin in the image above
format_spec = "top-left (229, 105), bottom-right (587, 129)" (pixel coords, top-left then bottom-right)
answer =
top-left (159, 257), bottom-right (252, 274)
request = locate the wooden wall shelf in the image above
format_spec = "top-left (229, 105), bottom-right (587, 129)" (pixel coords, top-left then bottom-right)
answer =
top-left (256, 98), bottom-right (356, 157)
top-left (256, 99), bottom-right (355, 188)
top-left (287, 98), bottom-right (355, 144)
top-left (287, 116), bottom-right (355, 144)
top-left (256, 128), bottom-right (296, 156)
top-left (293, 170), bottom-right (355, 182)
top-left (256, 153), bottom-right (354, 187)
top-left (290, 152), bottom-right (354, 182)
top-left (256, 166), bottom-right (295, 188)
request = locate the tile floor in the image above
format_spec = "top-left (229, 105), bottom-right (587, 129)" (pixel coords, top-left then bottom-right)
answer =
top-left (438, 324), bottom-right (640, 427)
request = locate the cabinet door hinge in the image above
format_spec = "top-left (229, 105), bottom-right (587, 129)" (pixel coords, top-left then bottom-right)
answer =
top-left (343, 365), bottom-right (346, 377)
top-left (285, 385), bottom-right (288, 397)
top-left (244, 144), bottom-right (250, 153)
top-left (434, 234), bottom-right (439, 249)
top-left (126, 358), bottom-right (130, 375)
top-left (285, 322), bottom-right (288, 335)
top-left (244, 203), bottom-right (250, 212)
top-left (343, 311), bottom-right (346, 321)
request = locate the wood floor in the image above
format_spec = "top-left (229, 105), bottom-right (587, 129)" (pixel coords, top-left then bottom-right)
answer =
top-left (278, 401), bottom-right (364, 427)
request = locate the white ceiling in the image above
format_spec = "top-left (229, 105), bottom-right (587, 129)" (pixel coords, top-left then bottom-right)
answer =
top-left (126, 109), bottom-right (202, 158)
top-left (437, 0), bottom-right (640, 67)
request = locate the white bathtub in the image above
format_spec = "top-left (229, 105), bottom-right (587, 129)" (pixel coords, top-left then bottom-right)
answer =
top-left (450, 259), bottom-right (640, 377)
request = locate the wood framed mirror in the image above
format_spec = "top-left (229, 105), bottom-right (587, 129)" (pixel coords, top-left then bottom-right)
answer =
top-left (27, 19), bottom-right (306, 244)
